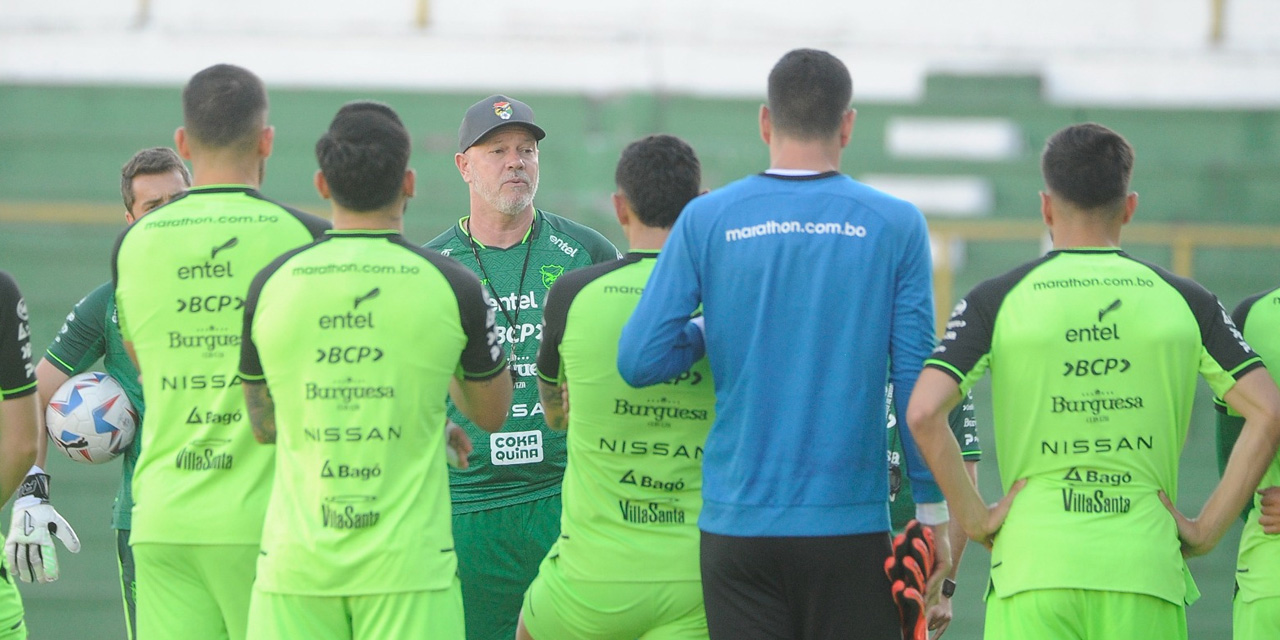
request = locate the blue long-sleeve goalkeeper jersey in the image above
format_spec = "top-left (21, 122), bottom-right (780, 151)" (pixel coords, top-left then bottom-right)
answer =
top-left (618, 171), bottom-right (941, 537)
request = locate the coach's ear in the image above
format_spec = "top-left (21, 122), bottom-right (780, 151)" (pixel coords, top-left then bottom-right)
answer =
top-left (175, 127), bottom-right (192, 160)
top-left (314, 170), bottom-right (331, 200)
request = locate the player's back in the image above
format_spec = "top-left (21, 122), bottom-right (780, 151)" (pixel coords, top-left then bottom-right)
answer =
top-left (243, 230), bottom-right (498, 594)
top-left (1223, 287), bottom-right (1280, 607)
top-left (111, 186), bottom-right (328, 545)
top-left (930, 248), bottom-right (1258, 604)
top-left (540, 252), bottom-right (714, 582)
top-left (661, 172), bottom-right (935, 537)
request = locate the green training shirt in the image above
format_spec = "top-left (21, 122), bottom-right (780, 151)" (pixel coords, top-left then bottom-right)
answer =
top-left (45, 281), bottom-right (143, 530)
top-left (111, 185), bottom-right (329, 545)
top-left (426, 209), bottom-right (619, 513)
top-left (241, 230), bottom-right (506, 595)
top-left (886, 384), bottom-right (980, 532)
top-left (1214, 287), bottom-right (1280, 603)
top-left (925, 248), bottom-right (1260, 604)
top-left (0, 271), bottom-right (36, 401)
top-left (537, 251), bottom-right (714, 582)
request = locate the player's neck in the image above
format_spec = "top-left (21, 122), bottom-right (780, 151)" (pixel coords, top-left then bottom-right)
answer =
top-left (466, 207), bottom-right (535, 248)
top-left (767, 136), bottom-right (843, 174)
top-left (624, 225), bottom-right (669, 252)
top-left (1049, 223), bottom-right (1123, 250)
top-left (331, 206), bottom-right (403, 233)
top-left (189, 155), bottom-right (264, 189)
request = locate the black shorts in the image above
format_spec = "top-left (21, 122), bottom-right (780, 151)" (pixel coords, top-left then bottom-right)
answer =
top-left (700, 530), bottom-right (900, 640)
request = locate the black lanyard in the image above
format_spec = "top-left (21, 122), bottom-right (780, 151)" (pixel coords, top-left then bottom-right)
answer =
top-left (467, 214), bottom-right (536, 332)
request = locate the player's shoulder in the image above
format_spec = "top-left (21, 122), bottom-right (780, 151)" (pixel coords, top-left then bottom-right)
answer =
top-left (963, 253), bottom-right (1059, 311)
top-left (424, 220), bottom-right (467, 252)
top-left (243, 190), bottom-right (331, 237)
top-left (0, 270), bottom-right (19, 300)
top-left (547, 254), bottom-right (641, 309)
top-left (75, 281), bottom-right (115, 314)
top-left (538, 210), bottom-right (620, 260)
top-left (1230, 286), bottom-right (1280, 330)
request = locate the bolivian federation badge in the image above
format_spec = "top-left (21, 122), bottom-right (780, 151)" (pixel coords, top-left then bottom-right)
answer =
top-left (494, 101), bottom-right (513, 120)
top-left (540, 264), bottom-right (564, 289)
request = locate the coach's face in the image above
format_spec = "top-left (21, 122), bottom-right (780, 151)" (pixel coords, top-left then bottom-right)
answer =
top-left (458, 126), bottom-right (540, 218)
top-left (126, 169), bottom-right (189, 224)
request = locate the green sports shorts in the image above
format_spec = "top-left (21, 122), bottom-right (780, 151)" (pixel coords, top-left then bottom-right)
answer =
top-left (521, 552), bottom-right (706, 640)
top-left (0, 558), bottom-right (24, 640)
top-left (453, 494), bottom-right (561, 640)
top-left (1234, 592), bottom-right (1280, 640)
top-left (134, 543), bottom-right (258, 640)
top-left (985, 587), bottom-right (1186, 640)
top-left (246, 577), bottom-right (464, 640)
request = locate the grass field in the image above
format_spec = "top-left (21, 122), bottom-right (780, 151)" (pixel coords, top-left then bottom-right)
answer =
top-left (0, 218), bottom-right (1260, 639)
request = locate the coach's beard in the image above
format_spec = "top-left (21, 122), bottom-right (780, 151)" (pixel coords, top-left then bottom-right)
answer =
top-left (483, 170), bottom-right (538, 217)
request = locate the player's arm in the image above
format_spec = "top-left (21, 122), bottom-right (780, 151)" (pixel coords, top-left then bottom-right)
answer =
top-left (906, 369), bottom-right (1023, 548)
top-left (32, 360), bottom-right (68, 468)
top-left (617, 216), bottom-right (706, 387)
top-left (0, 394), bottom-right (39, 500)
top-left (242, 381), bottom-right (276, 444)
top-left (449, 375), bottom-right (511, 432)
top-left (537, 379), bottom-right (567, 431)
top-left (1162, 367), bottom-right (1280, 556)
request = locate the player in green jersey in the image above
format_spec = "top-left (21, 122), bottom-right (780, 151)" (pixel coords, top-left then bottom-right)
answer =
top-left (0, 271), bottom-right (41, 639)
top-left (1214, 288), bottom-right (1280, 639)
top-left (7, 147), bottom-right (190, 639)
top-left (516, 134), bottom-right (711, 640)
top-left (111, 65), bottom-right (329, 640)
top-left (886, 383), bottom-right (980, 637)
top-left (240, 101), bottom-right (511, 640)
top-left (425, 94), bottom-right (620, 640)
top-left (906, 123), bottom-right (1280, 640)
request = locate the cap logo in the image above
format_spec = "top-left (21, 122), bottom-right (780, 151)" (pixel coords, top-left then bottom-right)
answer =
top-left (493, 101), bottom-right (513, 120)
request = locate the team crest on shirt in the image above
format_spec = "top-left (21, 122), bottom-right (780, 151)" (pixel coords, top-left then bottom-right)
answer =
top-left (540, 264), bottom-right (564, 289)
top-left (493, 101), bottom-right (513, 120)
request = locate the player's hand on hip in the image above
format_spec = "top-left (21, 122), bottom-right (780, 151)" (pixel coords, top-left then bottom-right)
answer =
top-left (1258, 486), bottom-right (1280, 534)
top-left (925, 596), bottom-right (953, 640)
top-left (974, 478), bottom-right (1026, 550)
top-left (5, 471), bottom-right (80, 583)
top-left (1158, 490), bottom-right (1213, 557)
top-left (445, 420), bottom-right (472, 470)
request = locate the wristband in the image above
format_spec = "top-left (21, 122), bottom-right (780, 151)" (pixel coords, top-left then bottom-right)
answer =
top-left (915, 501), bottom-right (949, 526)
top-left (942, 578), bottom-right (956, 598)
top-left (15, 470), bottom-right (51, 506)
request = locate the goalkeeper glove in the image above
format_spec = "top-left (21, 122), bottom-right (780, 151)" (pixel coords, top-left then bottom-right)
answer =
top-left (884, 519), bottom-right (935, 640)
top-left (6, 468), bottom-right (80, 583)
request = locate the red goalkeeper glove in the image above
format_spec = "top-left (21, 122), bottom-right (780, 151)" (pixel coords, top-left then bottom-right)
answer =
top-left (884, 519), bottom-right (935, 640)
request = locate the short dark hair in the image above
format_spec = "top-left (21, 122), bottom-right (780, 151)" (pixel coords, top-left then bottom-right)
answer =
top-left (767, 49), bottom-right (852, 140)
top-left (615, 135), bottom-right (701, 230)
top-left (1041, 123), bottom-right (1135, 211)
top-left (182, 64), bottom-right (268, 150)
top-left (120, 147), bottom-right (192, 212)
top-left (315, 101), bottom-right (411, 212)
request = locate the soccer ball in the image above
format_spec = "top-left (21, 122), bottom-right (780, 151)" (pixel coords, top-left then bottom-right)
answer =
top-left (46, 372), bottom-right (138, 464)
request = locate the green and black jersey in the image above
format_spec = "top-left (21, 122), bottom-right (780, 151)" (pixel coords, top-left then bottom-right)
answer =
top-left (1214, 287), bottom-right (1280, 604)
top-left (111, 185), bottom-right (329, 546)
top-left (886, 384), bottom-right (979, 532)
top-left (45, 282), bottom-right (143, 530)
top-left (925, 248), bottom-right (1260, 604)
top-left (0, 271), bottom-right (35, 401)
top-left (537, 251), bottom-right (714, 582)
top-left (240, 230), bottom-right (506, 595)
top-left (426, 209), bottom-right (619, 513)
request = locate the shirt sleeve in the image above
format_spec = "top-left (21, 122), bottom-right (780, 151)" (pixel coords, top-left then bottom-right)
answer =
top-left (536, 278), bottom-right (571, 385)
top-left (0, 272), bottom-right (37, 400)
top-left (238, 264), bottom-right (270, 381)
top-left (617, 211), bottom-right (706, 387)
top-left (44, 283), bottom-right (111, 375)
top-left (949, 390), bottom-right (981, 461)
top-left (446, 264), bottom-right (508, 381)
top-left (887, 210), bottom-right (941, 504)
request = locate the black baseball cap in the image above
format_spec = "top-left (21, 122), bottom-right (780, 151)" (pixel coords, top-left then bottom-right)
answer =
top-left (457, 95), bottom-right (546, 153)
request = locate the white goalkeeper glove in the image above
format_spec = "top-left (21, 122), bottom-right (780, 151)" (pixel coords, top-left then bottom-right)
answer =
top-left (6, 468), bottom-right (80, 583)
